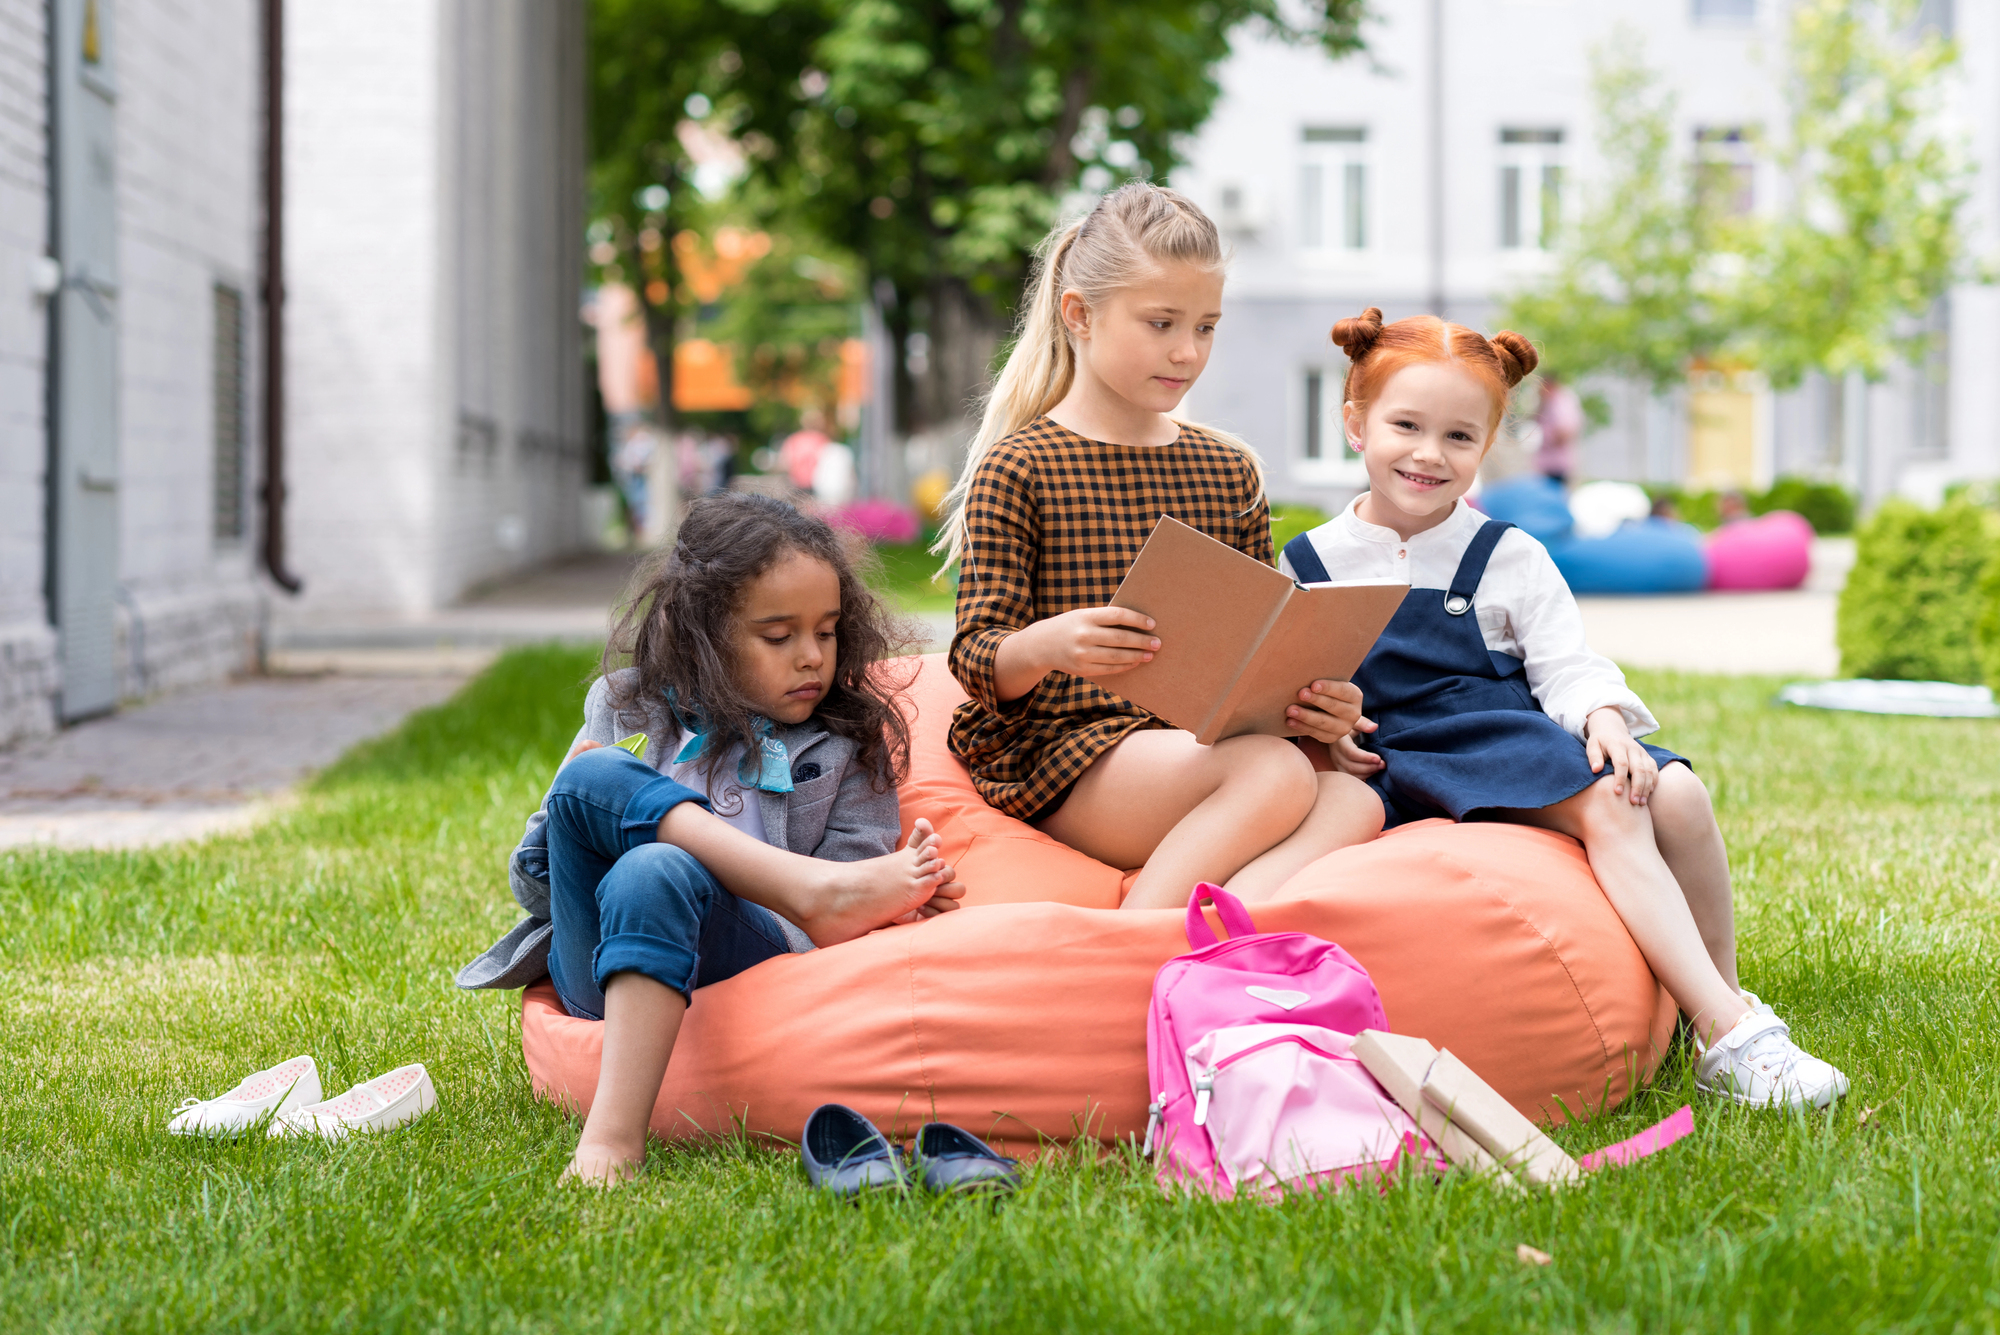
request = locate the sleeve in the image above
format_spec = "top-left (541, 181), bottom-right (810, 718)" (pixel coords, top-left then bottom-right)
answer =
top-left (1502, 534), bottom-right (1661, 740)
top-left (809, 757), bottom-right (903, 863)
top-left (947, 444), bottom-right (1042, 712)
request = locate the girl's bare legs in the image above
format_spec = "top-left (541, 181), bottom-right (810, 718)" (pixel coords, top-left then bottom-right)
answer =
top-left (1227, 771), bottom-right (1385, 902)
top-left (1645, 765), bottom-right (1739, 991)
top-left (1506, 778), bottom-right (1748, 1041)
top-left (1039, 730), bottom-right (1366, 910)
top-left (566, 975), bottom-right (683, 1184)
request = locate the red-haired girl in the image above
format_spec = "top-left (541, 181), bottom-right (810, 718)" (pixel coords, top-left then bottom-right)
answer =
top-left (1280, 307), bottom-right (1847, 1110)
top-left (937, 183), bottom-right (1385, 910)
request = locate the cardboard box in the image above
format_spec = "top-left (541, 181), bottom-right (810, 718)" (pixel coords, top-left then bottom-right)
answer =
top-left (1083, 516), bottom-right (1405, 745)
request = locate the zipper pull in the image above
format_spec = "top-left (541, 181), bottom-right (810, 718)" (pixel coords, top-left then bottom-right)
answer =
top-left (1141, 1095), bottom-right (1167, 1156)
top-left (1192, 1070), bottom-right (1215, 1127)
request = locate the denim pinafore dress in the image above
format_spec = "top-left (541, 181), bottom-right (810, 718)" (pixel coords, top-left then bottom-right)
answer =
top-left (1283, 520), bottom-right (1684, 829)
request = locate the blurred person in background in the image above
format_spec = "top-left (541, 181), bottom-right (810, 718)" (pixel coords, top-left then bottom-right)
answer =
top-left (1535, 371), bottom-right (1584, 488)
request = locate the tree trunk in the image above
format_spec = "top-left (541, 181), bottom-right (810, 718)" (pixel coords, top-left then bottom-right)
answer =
top-left (917, 275), bottom-right (1004, 467)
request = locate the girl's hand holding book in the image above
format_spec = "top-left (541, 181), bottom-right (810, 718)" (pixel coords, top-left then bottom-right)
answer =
top-left (1284, 680), bottom-right (1371, 746)
top-left (1585, 708), bottom-right (1658, 805)
top-left (995, 607), bottom-right (1158, 699)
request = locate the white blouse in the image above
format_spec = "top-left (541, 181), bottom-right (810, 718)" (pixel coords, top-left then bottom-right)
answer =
top-left (1279, 497), bottom-right (1659, 741)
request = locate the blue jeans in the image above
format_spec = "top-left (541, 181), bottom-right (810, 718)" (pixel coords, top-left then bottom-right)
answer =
top-left (543, 746), bottom-right (793, 1021)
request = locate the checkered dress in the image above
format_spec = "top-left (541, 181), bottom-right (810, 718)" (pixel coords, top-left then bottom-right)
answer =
top-left (947, 416), bottom-right (1273, 821)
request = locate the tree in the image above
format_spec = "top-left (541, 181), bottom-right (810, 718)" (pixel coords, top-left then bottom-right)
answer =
top-left (1502, 40), bottom-right (1733, 393)
top-left (589, 0), bottom-right (826, 433)
top-left (1728, 0), bottom-right (1968, 396)
top-left (712, 0), bottom-right (1368, 443)
top-left (1506, 3), bottom-right (1972, 453)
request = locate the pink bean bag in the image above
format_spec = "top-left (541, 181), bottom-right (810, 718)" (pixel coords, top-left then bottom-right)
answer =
top-left (520, 656), bottom-right (1674, 1150)
top-left (1706, 511), bottom-right (1814, 591)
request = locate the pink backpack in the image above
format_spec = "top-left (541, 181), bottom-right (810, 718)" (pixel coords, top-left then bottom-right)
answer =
top-left (1143, 883), bottom-right (1426, 1197)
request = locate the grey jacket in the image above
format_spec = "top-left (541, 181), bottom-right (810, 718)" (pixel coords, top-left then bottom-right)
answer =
top-left (455, 670), bottom-right (901, 990)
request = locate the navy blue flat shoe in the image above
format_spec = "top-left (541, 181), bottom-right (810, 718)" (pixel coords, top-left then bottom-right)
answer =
top-left (913, 1122), bottom-right (1020, 1196)
top-left (800, 1104), bottom-right (906, 1197)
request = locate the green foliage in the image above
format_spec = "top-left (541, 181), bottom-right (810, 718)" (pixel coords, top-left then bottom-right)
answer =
top-left (1978, 552), bottom-right (2000, 691)
top-left (700, 227), bottom-right (864, 438)
top-left (1503, 41), bottom-right (1728, 391)
top-left (867, 540), bottom-right (958, 613)
top-left (1647, 477), bottom-right (1856, 534)
top-left (1758, 476), bottom-right (1857, 535)
top-left (1269, 502), bottom-right (1332, 555)
top-left (1729, 0), bottom-right (1968, 389)
top-left (1507, 4), bottom-right (1972, 416)
top-left (1837, 499), bottom-right (1998, 682)
top-left (8, 654), bottom-right (2000, 1329)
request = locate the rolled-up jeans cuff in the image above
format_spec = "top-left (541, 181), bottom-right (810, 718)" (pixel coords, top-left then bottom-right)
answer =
top-left (593, 933), bottom-right (700, 1001)
top-left (618, 774), bottom-right (710, 850)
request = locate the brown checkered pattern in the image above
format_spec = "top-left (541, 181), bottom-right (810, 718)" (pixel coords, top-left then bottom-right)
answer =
top-left (947, 416), bottom-right (1273, 821)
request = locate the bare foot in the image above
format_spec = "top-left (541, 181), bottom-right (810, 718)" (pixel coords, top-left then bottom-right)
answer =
top-left (563, 1135), bottom-right (645, 1187)
top-left (796, 818), bottom-right (964, 946)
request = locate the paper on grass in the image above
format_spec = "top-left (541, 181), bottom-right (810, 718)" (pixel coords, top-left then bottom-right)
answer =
top-left (1083, 516), bottom-right (1406, 745)
top-left (1778, 680), bottom-right (1999, 718)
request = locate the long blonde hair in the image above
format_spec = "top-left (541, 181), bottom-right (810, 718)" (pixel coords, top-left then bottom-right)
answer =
top-left (931, 182), bottom-right (1264, 568)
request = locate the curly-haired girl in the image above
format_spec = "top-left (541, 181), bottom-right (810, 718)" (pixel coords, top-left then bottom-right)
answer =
top-left (461, 492), bottom-right (961, 1182)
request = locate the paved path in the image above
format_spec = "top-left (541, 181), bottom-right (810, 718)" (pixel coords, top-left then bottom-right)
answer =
top-left (0, 675), bottom-right (467, 851)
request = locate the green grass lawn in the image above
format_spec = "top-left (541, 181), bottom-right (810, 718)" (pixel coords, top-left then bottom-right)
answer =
top-left (4, 645), bottom-right (1997, 1333)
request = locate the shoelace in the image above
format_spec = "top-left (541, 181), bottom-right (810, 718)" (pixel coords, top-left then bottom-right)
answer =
top-left (1738, 1023), bottom-right (1810, 1084)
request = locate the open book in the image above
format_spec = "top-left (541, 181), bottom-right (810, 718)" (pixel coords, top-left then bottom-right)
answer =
top-left (1083, 516), bottom-right (1406, 745)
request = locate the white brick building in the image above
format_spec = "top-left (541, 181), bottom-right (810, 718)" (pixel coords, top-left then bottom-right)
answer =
top-left (1174, 0), bottom-right (1994, 512)
top-left (0, 0), bottom-right (589, 747)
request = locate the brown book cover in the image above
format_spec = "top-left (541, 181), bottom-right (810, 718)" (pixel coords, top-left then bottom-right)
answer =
top-left (1084, 516), bottom-right (1406, 745)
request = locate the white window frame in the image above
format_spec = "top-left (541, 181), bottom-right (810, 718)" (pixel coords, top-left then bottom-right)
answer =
top-left (1298, 126), bottom-right (1369, 258)
top-left (1497, 128), bottom-right (1564, 253)
top-left (1294, 363), bottom-right (1368, 485)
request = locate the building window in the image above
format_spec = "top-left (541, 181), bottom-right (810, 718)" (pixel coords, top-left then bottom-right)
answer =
top-left (1300, 126), bottom-right (1367, 252)
top-left (1301, 366), bottom-right (1363, 476)
top-left (1694, 126), bottom-right (1755, 217)
top-left (1498, 128), bottom-right (1564, 251)
top-left (212, 284), bottom-right (247, 542)
top-left (1692, 0), bottom-right (1755, 21)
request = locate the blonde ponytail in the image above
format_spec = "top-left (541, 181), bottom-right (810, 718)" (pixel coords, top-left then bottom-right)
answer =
top-left (931, 182), bottom-right (1262, 570)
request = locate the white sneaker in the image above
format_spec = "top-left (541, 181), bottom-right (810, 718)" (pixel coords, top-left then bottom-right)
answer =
top-left (270, 1063), bottom-right (437, 1140)
top-left (167, 1055), bottom-right (322, 1136)
top-left (1739, 988), bottom-right (1776, 1017)
top-left (1695, 1012), bottom-right (1848, 1109)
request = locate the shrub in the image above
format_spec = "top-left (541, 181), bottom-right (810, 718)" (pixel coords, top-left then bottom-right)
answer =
top-left (1836, 498), bottom-right (1998, 683)
top-left (1979, 553), bottom-right (2000, 691)
top-left (1756, 477), bottom-right (1856, 534)
top-left (1269, 502), bottom-right (1331, 555)
top-left (1644, 477), bottom-right (1856, 534)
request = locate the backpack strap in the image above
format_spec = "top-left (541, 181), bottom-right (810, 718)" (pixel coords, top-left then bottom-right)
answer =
top-left (1185, 883), bottom-right (1257, 948)
top-left (1280, 532), bottom-right (1332, 586)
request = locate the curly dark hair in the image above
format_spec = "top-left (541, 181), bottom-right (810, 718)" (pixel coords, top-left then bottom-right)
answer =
top-left (601, 491), bottom-right (918, 793)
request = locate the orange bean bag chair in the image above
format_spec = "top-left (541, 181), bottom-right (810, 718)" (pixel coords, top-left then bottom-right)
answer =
top-left (520, 655), bottom-right (1675, 1150)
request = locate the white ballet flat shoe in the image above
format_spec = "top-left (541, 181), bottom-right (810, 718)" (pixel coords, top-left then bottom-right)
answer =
top-left (167, 1055), bottom-right (322, 1137)
top-left (269, 1063), bottom-right (437, 1140)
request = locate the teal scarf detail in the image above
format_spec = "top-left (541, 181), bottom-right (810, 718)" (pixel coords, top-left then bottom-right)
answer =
top-left (669, 701), bottom-right (794, 795)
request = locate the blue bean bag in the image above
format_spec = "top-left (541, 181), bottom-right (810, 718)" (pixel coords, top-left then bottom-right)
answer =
top-left (1547, 520), bottom-right (1710, 595)
top-left (1477, 475), bottom-right (1575, 543)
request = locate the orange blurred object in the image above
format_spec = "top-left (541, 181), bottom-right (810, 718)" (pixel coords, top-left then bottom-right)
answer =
top-left (674, 339), bottom-right (753, 412)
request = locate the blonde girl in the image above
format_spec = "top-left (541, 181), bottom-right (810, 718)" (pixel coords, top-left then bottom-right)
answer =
top-left (937, 183), bottom-right (1383, 910)
top-left (1279, 308), bottom-right (1846, 1109)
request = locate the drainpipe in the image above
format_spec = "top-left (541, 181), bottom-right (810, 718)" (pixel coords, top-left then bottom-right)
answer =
top-left (261, 0), bottom-right (302, 593)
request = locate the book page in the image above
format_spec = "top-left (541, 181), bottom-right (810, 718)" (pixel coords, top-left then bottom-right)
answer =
top-left (1211, 579), bottom-right (1407, 741)
top-left (1082, 516), bottom-right (1292, 739)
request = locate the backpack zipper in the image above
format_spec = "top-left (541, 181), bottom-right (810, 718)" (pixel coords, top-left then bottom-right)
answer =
top-left (1141, 1094), bottom-right (1168, 1156)
top-left (1192, 1069), bottom-right (1216, 1127)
